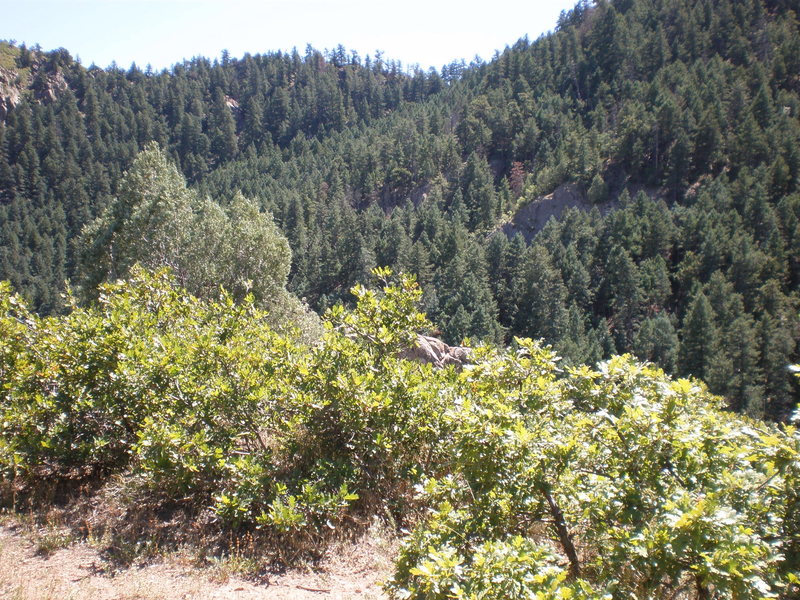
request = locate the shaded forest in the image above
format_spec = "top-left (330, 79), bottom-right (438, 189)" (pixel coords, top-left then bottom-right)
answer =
top-left (1, 0), bottom-right (798, 420)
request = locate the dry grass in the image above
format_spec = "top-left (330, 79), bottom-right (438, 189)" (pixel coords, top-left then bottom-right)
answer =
top-left (0, 467), bottom-right (400, 599)
top-left (0, 515), bottom-right (395, 600)
top-left (0, 41), bottom-right (32, 88)
top-left (0, 41), bottom-right (19, 71)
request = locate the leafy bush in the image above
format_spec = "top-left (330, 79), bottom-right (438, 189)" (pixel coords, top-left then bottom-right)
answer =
top-left (0, 267), bottom-right (451, 544)
top-left (1, 268), bottom-right (797, 596)
top-left (388, 351), bottom-right (799, 599)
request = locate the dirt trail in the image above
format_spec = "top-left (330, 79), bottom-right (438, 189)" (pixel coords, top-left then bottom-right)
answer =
top-left (0, 524), bottom-right (392, 600)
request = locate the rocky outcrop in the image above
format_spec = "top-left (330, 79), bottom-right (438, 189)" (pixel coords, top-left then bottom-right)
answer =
top-left (501, 183), bottom-right (591, 243)
top-left (32, 70), bottom-right (67, 104)
top-left (400, 335), bottom-right (471, 369)
top-left (0, 67), bottom-right (21, 122)
top-left (0, 64), bottom-right (68, 121)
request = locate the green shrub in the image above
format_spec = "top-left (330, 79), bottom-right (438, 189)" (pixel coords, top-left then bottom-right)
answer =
top-left (0, 267), bottom-right (451, 544)
top-left (1, 268), bottom-right (797, 595)
top-left (388, 353), bottom-right (799, 599)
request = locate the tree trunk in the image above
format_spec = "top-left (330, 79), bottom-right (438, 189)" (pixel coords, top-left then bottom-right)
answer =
top-left (542, 486), bottom-right (581, 579)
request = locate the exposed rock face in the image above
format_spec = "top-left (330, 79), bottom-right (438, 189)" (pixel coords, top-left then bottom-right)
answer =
top-left (224, 95), bottom-right (241, 119)
top-left (32, 70), bottom-right (68, 104)
top-left (501, 183), bottom-right (591, 243)
top-left (0, 67), bottom-right (21, 122)
top-left (400, 335), bottom-right (471, 369)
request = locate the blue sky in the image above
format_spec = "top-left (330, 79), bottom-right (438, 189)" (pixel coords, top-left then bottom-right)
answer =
top-left (1, 0), bottom-right (577, 72)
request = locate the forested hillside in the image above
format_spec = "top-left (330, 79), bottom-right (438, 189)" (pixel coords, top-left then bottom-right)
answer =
top-left (1, 0), bottom-right (799, 420)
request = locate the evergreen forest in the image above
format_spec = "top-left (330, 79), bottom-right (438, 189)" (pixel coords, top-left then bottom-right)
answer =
top-left (1, 0), bottom-right (799, 420)
top-left (1, 1), bottom-right (800, 597)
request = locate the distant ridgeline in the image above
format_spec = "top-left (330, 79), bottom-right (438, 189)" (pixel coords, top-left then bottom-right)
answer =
top-left (0, 0), bottom-right (798, 420)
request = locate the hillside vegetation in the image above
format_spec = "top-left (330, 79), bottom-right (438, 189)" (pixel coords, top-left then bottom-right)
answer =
top-left (1, 0), bottom-right (800, 596)
top-left (1, 0), bottom-right (799, 420)
top-left (1, 269), bottom-right (798, 598)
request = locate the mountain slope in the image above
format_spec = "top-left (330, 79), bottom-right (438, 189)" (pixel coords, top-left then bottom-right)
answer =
top-left (0, 0), bottom-right (798, 419)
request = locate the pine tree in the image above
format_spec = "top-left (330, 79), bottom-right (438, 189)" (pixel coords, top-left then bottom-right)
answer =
top-left (678, 290), bottom-right (719, 381)
top-left (77, 142), bottom-right (196, 297)
top-left (633, 313), bottom-right (679, 373)
top-left (461, 152), bottom-right (497, 230)
top-left (717, 314), bottom-right (763, 415)
top-left (209, 88), bottom-right (239, 162)
top-left (587, 172), bottom-right (608, 204)
top-left (513, 244), bottom-right (567, 344)
top-left (605, 245), bottom-right (642, 350)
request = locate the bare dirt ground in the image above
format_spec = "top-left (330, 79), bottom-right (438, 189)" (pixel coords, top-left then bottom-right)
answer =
top-left (0, 522), bottom-right (394, 600)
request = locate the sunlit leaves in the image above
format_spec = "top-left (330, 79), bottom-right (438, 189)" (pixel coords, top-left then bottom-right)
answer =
top-left (390, 354), bottom-right (799, 599)
top-left (1, 269), bottom-right (797, 595)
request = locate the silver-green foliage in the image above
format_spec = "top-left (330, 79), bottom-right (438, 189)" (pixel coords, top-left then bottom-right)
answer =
top-left (76, 142), bottom-right (318, 337)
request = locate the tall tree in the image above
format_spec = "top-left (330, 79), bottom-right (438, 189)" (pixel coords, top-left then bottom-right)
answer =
top-left (678, 290), bottom-right (719, 381)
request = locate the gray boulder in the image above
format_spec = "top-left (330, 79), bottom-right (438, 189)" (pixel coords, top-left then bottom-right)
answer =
top-left (399, 335), bottom-right (471, 369)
